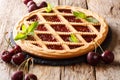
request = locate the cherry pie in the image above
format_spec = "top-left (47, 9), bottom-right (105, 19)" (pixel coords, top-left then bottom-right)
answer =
top-left (13, 6), bottom-right (108, 59)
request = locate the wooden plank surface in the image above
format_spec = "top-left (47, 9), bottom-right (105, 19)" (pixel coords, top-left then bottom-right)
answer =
top-left (59, 0), bottom-right (87, 8)
top-left (0, 0), bottom-right (120, 80)
top-left (59, 0), bottom-right (95, 80)
top-left (87, 0), bottom-right (120, 80)
top-left (0, 0), bottom-right (60, 80)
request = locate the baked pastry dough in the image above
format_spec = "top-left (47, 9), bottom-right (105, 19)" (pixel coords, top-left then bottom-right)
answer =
top-left (13, 6), bottom-right (108, 59)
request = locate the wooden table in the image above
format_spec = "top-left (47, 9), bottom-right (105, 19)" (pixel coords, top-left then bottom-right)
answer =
top-left (0, 0), bottom-right (120, 80)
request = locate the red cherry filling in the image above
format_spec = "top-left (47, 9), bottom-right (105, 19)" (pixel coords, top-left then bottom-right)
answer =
top-left (58, 9), bottom-right (71, 13)
top-left (43, 16), bottom-right (61, 22)
top-left (47, 45), bottom-right (63, 50)
top-left (38, 34), bottom-right (57, 42)
top-left (82, 35), bottom-right (96, 42)
top-left (36, 24), bottom-right (47, 31)
top-left (27, 15), bottom-right (39, 21)
top-left (32, 43), bottom-right (41, 47)
top-left (60, 35), bottom-right (71, 42)
top-left (51, 25), bottom-right (69, 32)
top-left (73, 25), bottom-right (91, 32)
top-left (64, 16), bottom-right (82, 22)
top-left (68, 45), bottom-right (82, 49)
top-left (94, 25), bottom-right (101, 32)
top-left (25, 35), bottom-right (35, 41)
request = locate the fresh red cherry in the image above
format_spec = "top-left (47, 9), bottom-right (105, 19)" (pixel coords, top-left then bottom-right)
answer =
top-left (23, 0), bottom-right (33, 5)
top-left (101, 50), bottom-right (114, 64)
top-left (9, 49), bottom-right (16, 56)
top-left (38, 1), bottom-right (47, 9)
top-left (14, 45), bottom-right (22, 53)
top-left (25, 74), bottom-right (37, 80)
top-left (9, 45), bottom-right (22, 56)
top-left (11, 53), bottom-right (25, 65)
top-left (87, 52), bottom-right (101, 66)
top-left (1, 50), bottom-right (12, 63)
top-left (25, 73), bottom-right (37, 80)
top-left (11, 71), bottom-right (24, 80)
top-left (27, 0), bottom-right (36, 7)
top-left (28, 4), bottom-right (38, 12)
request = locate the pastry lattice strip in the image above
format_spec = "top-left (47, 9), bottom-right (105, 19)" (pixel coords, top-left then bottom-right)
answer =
top-left (22, 7), bottom-right (101, 50)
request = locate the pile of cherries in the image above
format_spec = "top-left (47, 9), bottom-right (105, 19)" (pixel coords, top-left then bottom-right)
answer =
top-left (0, 1), bottom-right (48, 79)
top-left (1, 45), bottom-right (25, 65)
top-left (23, 0), bottom-right (47, 12)
top-left (1, 45), bottom-right (37, 80)
top-left (87, 47), bottom-right (114, 66)
top-left (11, 71), bottom-right (37, 80)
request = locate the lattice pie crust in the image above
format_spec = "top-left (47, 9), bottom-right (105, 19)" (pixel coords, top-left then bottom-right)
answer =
top-left (13, 6), bottom-right (108, 59)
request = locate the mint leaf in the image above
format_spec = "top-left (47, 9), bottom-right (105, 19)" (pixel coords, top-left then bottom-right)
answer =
top-left (73, 11), bottom-right (99, 23)
top-left (28, 32), bottom-right (34, 35)
top-left (14, 33), bottom-right (27, 40)
top-left (86, 17), bottom-right (99, 23)
top-left (69, 34), bottom-right (79, 43)
top-left (22, 24), bottom-right (27, 33)
top-left (27, 21), bottom-right (38, 34)
top-left (14, 21), bottom-right (38, 41)
top-left (45, 3), bottom-right (53, 13)
top-left (73, 11), bottom-right (86, 19)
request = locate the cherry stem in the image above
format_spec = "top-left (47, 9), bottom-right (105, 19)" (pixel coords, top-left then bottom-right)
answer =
top-left (17, 57), bottom-right (34, 73)
top-left (93, 42), bottom-right (97, 53)
top-left (17, 59), bottom-right (27, 71)
top-left (95, 40), bottom-right (104, 53)
top-left (31, 57), bottom-right (34, 68)
top-left (24, 60), bottom-right (28, 73)
top-left (92, 39), bottom-right (97, 53)
top-left (4, 32), bottom-right (13, 49)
